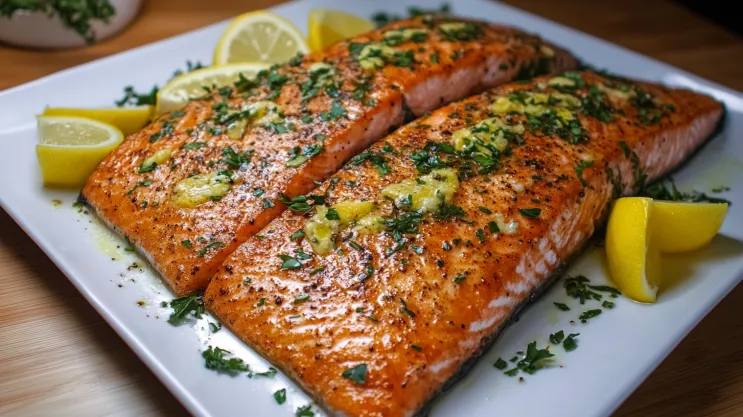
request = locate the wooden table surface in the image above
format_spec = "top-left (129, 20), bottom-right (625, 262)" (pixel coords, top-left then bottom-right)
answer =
top-left (1, 1), bottom-right (742, 416)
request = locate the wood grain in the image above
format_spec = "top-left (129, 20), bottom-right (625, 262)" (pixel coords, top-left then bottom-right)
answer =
top-left (1, 1), bottom-right (741, 416)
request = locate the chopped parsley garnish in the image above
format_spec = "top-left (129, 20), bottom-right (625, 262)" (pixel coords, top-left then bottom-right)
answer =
top-left (453, 273), bottom-right (466, 283)
top-left (384, 211), bottom-right (423, 239)
top-left (494, 358), bottom-right (508, 370)
top-left (328, 100), bottom-right (348, 120)
top-left (553, 302), bottom-right (570, 311)
top-left (325, 207), bottom-right (341, 220)
top-left (221, 146), bottom-right (253, 169)
top-left (563, 333), bottom-right (579, 351)
top-left (392, 50), bottom-right (417, 68)
top-left (579, 309), bottom-right (602, 323)
top-left (438, 22), bottom-right (481, 41)
top-left (619, 141), bottom-right (647, 191)
top-left (642, 178), bottom-right (731, 205)
top-left (286, 144), bottom-right (324, 167)
top-left (148, 121), bottom-right (173, 143)
top-left (358, 263), bottom-right (374, 281)
top-left (503, 341), bottom-right (554, 376)
top-left (279, 254), bottom-right (303, 270)
top-left (290, 230), bottom-right (305, 241)
top-left (209, 322), bottom-right (221, 333)
top-left (410, 245), bottom-right (424, 254)
top-left (488, 221), bottom-right (500, 233)
top-left (182, 141), bottom-right (207, 150)
top-left (475, 228), bottom-right (486, 242)
top-left (564, 275), bottom-right (620, 303)
top-left (602, 300), bottom-right (615, 309)
top-left (348, 151), bottom-right (391, 175)
top-left (197, 241), bottom-right (224, 258)
top-left (549, 330), bottom-right (565, 344)
top-left (409, 141), bottom-right (454, 174)
top-left (167, 292), bottom-right (204, 324)
top-left (202, 346), bottom-right (248, 375)
top-left (263, 199), bottom-right (275, 208)
top-left (294, 294), bottom-right (310, 303)
top-left (633, 89), bottom-right (665, 125)
top-left (181, 239), bottom-right (192, 248)
top-left (115, 85), bottom-right (158, 106)
top-left (519, 208), bottom-right (541, 219)
top-left (138, 161), bottom-right (158, 174)
top-left (370, 3), bottom-right (450, 28)
top-left (400, 299), bottom-right (417, 317)
top-left (433, 203), bottom-right (466, 221)
top-left (274, 388), bottom-right (287, 405)
top-left (411, 344), bottom-right (423, 352)
top-left (581, 85), bottom-right (614, 122)
top-left (268, 121), bottom-right (296, 134)
top-left (526, 110), bottom-right (585, 144)
top-left (380, 142), bottom-right (399, 154)
top-left (277, 194), bottom-right (326, 214)
top-left (295, 404), bottom-right (316, 417)
top-left (575, 160), bottom-right (594, 186)
top-left (127, 180), bottom-right (152, 195)
top-left (341, 363), bottom-right (368, 384)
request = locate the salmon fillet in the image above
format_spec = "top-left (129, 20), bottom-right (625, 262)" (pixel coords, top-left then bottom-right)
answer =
top-left (204, 71), bottom-right (723, 416)
top-left (80, 15), bottom-right (577, 296)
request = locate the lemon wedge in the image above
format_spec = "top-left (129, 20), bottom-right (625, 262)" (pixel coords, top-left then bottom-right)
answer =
top-left (308, 9), bottom-right (375, 52)
top-left (213, 11), bottom-right (309, 65)
top-left (42, 106), bottom-right (152, 136)
top-left (606, 197), bottom-right (661, 303)
top-left (651, 201), bottom-right (728, 253)
top-left (156, 63), bottom-right (269, 114)
top-left (605, 197), bottom-right (728, 303)
top-left (36, 116), bottom-right (124, 188)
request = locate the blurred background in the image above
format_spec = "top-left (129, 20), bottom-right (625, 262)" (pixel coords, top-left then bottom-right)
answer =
top-left (1, 0), bottom-right (741, 92)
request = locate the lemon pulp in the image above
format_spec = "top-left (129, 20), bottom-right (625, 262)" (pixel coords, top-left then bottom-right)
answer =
top-left (36, 116), bottom-right (123, 188)
top-left (308, 9), bottom-right (375, 52)
top-left (213, 11), bottom-right (308, 65)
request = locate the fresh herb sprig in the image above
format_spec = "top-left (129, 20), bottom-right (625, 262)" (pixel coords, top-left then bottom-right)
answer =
top-left (115, 60), bottom-right (204, 106)
top-left (642, 178), bottom-right (731, 205)
top-left (167, 292), bottom-right (205, 324)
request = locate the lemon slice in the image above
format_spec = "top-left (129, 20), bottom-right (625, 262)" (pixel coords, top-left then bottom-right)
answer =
top-left (605, 197), bottom-right (728, 303)
top-left (308, 9), bottom-right (375, 52)
top-left (652, 201), bottom-right (728, 253)
top-left (213, 11), bottom-right (309, 65)
top-left (36, 116), bottom-right (124, 188)
top-left (156, 63), bottom-right (269, 114)
top-left (42, 106), bottom-right (152, 136)
top-left (606, 197), bottom-right (661, 303)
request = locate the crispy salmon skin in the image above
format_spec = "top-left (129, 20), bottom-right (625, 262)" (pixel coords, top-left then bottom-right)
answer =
top-left (81, 15), bottom-right (577, 296)
top-left (204, 71), bottom-right (723, 416)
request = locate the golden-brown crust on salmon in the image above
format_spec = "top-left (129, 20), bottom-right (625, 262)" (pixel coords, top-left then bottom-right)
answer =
top-left (204, 71), bottom-right (723, 416)
top-left (82, 15), bottom-right (578, 295)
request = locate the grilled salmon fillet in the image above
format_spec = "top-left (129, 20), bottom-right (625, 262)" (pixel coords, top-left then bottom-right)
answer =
top-left (204, 71), bottom-right (723, 417)
top-left (81, 15), bottom-right (577, 296)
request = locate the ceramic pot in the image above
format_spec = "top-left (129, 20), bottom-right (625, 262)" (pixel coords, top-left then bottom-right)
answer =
top-left (0, 0), bottom-right (143, 49)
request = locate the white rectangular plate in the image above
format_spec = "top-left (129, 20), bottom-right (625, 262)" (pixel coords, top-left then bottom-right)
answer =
top-left (1, 1), bottom-right (742, 416)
